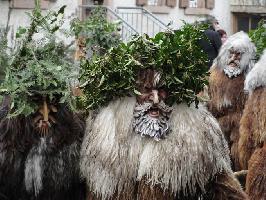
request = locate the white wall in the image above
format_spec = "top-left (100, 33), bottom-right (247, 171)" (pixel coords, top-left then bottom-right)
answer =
top-left (0, 0), bottom-right (232, 43)
top-left (0, 0), bottom-right (79, 45)
top-left (105, 0), bottom-right (232, 35)
top-left (211, 0), bottom-right (231, 35)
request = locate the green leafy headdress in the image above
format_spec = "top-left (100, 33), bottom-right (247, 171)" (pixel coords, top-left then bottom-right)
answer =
top-left (0, 4), bottom-right (77, 117)
top-left (79, 23), bottom-right (209, 110)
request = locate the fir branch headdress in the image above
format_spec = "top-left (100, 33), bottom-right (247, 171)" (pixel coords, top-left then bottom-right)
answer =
top-left (79, 23), bottom-right (209, 110)
top-left (0, 3), bottom-right (77, 117)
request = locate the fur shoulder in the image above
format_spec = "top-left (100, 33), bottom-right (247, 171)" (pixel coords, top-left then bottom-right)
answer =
top-left (245, 50), bottom-right (266, 93)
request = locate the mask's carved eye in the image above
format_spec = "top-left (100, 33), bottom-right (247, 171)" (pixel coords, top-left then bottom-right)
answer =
top-left (143, 85), bottom-right (152, 93)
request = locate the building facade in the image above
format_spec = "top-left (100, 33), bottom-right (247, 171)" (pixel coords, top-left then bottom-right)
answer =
top-left (0, 0), bottom-right (265, 41)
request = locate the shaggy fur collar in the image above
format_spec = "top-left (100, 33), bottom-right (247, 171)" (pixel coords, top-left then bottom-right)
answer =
top-left (81, 97), bottom-right (231, 199)
top-left (245, 50), bottom-right (266, 93)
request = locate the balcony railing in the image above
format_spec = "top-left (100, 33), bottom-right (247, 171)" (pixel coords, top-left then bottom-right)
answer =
top-left (116, 7), bottom-right (170, 37)
top-left (78, 5), bottom-right (139, 42)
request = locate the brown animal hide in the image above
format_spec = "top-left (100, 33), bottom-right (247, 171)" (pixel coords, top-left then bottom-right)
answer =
top-left (238, 87), bottom-right (266, 169)
top-left (87, 184), bottom-right (136, 200)
top-left (89, 172), bottom-right (247, 200)
top-left (246, 144), bottom-right (266, 200)
top-left (137, 178), bottom-right (175, 200)
top-left (209, 172), bottom-right (248, 200)
top-left (208, 68), bottom-right (246, 170)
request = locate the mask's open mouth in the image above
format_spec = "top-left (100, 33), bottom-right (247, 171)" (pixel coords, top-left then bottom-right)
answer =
top-left (148, 107), bottom-right (160, 118)
top-left (229, 61), bottom-right (239, 67)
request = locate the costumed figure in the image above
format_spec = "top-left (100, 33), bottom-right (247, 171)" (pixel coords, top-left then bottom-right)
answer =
top-left (0, 5), bottom-right (86, 200)
top-left (207, 31), bottom-right (256, 171)
top-left (80, 26), bottom-right (247, 200)
top-left (238, 50), bottom-right (266, 199)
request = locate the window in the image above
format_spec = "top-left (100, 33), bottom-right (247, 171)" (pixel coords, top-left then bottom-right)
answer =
top-left (234, 13), bottom-right (266, 33)
top-left (179, 0), bottom-right (215, 9)
top-left (136, 0), bottom-right (176, 7)
top-left (189, 0), bottom-right (197, 8)
top-left (147, 0), bottom-right (162, 6)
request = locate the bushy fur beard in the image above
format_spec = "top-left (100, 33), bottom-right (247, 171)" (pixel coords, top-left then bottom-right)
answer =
top-left (132, 101), bottom-right (172, 141)
top-left (238, 50), bottom-right (266, 169)
top-left (208, 34), bottom-right (253, 170)
top-left (0, 105), bottom-right (86, 200)
top-left (80, 97), bottom-right (232, 199)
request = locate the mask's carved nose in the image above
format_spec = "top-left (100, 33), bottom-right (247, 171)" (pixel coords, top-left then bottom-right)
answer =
top-left (152, 90), bottom-right (159, 105)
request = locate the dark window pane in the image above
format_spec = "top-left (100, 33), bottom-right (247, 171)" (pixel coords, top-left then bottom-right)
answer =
top-left (251, 16), bottom-right (264, 30)
top-left (237, 16), bottom-right (249, 32)
top-left (251, 16), bottom-right (262, 29)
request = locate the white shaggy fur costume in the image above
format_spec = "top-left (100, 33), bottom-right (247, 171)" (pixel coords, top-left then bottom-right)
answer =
top-left (80, 97), bottom-right (247, 199)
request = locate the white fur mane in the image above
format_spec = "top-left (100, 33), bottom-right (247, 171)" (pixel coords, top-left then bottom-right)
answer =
top-left (80, 97), bottom-right (231, 199)
top-left (245, 50), bottom-right (266, 93)
top-left (213, 31), bottom-right (256, 75)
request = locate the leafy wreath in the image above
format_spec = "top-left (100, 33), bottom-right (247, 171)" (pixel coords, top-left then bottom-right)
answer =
top-left (79, 23), bottom-right (209, 110)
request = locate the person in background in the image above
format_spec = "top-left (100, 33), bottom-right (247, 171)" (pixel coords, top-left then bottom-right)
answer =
top-left (217, 29), bottom-right (228, 44)
top-left (199, 16), bottom-right (222, 68)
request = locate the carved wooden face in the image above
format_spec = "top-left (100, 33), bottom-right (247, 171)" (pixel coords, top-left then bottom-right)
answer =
top-left (223, 48), bottom-right (243, 78)
top-left (136, 69), bottom-right (169, 118)
top-left (32, 95), bottom-right (58, 136)
top-left (228, 48), bottom-right (241, 68)
top-left (133, 69), bottom-right (172, 141)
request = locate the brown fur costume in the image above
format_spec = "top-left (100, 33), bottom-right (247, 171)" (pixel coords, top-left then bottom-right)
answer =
top-left (238, 87), bottom-right (266, 169)
top-left (246, 144), bottom-right (266, 200)
top-left (138, 173), bottom-right (247, 200)
top-left (237, 50), bottom-right (266, 199)
top-left (208, 67), bottom-right (246, 170)
top-left (85, 166), bottom-right (247, 200)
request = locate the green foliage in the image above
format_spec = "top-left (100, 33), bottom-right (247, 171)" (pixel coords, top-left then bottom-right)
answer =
top-left (249, 20), bottom-right (266, 59)
top-left (0, 28), bottom-right (8, 83)
top-left (0, 4), bottom-right (77, 117)
top-left (70, 7), bottom-right (121, 56)
top-left (79, 23), bottom-right (209, 110)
